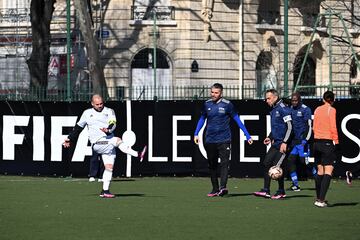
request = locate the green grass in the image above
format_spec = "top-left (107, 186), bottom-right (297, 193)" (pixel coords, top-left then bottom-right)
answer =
top-left (0, 176), bottom-right (359, 240)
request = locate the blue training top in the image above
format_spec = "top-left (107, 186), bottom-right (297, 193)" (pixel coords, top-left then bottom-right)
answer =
top-left (268, 99), bottom-right (293, 149)
top-left (291, 102), bottom-right (312, 142)
top-left (194, 98), bottom-right (251, 143)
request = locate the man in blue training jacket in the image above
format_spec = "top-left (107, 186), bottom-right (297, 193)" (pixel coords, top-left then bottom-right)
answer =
top-left (254, 89), bottom-right (293, 199)
top-left (287, 92), bottom-right (316, 191)
top-left (194, 83), bottom-right (253, 197)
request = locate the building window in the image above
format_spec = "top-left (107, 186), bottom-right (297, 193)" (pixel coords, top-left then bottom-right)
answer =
top-left (2, 0), bottom-right (29, 9)
top-left (257, 0), bottom-right (280, 25)
top-left (132, 0), bottom-right (174, 21)
top-left (351, 0), bottom-right (360, 29)
top-left (256, 51), bottom-right (277, 98)
top-left (350, 55), bottom-right (360, 96)
top-left (293, 50), bottom-right (316, 96)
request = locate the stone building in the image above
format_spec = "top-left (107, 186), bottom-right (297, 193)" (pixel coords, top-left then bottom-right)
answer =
top-left (0, 0), bottom-right (359, 99)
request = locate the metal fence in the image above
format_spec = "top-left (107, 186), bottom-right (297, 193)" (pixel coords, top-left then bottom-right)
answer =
top-left (0, 84), bottom-right (359, 101)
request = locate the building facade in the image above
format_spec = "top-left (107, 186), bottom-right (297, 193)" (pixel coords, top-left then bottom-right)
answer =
top-left (0, 0), bottom-right (359, 99)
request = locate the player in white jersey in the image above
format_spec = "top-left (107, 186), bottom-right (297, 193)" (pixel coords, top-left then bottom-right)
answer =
top-left (63, 94), bottom-right (147, 198)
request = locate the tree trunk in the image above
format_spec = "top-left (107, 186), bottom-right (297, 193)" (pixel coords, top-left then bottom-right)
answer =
top-left (26, 0), bottom-right (56, 98)
top-left (74, 0), bottom-right (107, 96)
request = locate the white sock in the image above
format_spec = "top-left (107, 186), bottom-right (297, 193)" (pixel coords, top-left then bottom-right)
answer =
top-left (118, 142), bottom-right (138, 157)
top-left (102, 169), bottom-right (113, 191)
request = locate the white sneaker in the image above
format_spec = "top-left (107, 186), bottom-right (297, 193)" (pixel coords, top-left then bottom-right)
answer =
top-left (89, 177), bottom-right (96, 182)
top-left (98, 178), bottom-right (103, 182)
top-left (314, 200), bottom-right (328, 208)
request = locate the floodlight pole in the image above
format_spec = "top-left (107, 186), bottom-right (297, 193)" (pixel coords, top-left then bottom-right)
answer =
top-left (66, 0), bottom-right (71, 101)
top-left (152, 9), bottom-right (157, 100)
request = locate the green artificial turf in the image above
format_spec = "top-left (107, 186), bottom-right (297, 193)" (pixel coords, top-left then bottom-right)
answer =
top-left (0, 176), bottom-right (359, 240)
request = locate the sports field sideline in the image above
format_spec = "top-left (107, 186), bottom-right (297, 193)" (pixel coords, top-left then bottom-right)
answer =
top-left (0, 176), bottom-right (358, 240)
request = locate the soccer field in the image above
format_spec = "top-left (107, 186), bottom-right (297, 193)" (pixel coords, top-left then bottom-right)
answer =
top-left (0, 176), bottom-right (358, 240)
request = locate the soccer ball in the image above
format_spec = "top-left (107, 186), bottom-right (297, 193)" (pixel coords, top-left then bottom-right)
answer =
top-left (268, 166), bottom-right (283, 180)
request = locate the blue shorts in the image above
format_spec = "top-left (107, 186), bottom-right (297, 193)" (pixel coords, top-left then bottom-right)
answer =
top-left (290, 144), bottom-right (305, 157)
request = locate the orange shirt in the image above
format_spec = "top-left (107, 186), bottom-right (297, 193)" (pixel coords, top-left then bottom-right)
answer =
top-left (313, 102), bottom-right (339, 144)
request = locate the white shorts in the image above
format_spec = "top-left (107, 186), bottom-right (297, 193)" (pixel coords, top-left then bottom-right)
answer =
top-left (92, 137), bottom-right (118, 165)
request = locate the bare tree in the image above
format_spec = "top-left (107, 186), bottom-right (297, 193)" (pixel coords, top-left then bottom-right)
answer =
top-left (26, 0), bottom-right (56, 97)
top-left (74, 0), bottom-right (107, 96)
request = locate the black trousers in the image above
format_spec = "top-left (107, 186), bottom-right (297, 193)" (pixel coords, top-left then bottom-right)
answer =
top-left (205, 142), bottom-right (231, 191)
top-left (89, 150), bottom-right (104, 178)
top-left (262, 146), bottom-right (288, 192)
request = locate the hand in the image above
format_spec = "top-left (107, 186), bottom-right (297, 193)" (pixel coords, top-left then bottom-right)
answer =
top-left (194, 136), bottom-right (200, 145)
top-left (280, 143), bottom-right (287, 154)
top-left (263, 137), bottom-right (271, 145)
top-left (63, 138), bottom-right (71, 148)
top-left (247, 138), bottom-right (253, 145)
top-left (100, 128), bottom-right (109, 133)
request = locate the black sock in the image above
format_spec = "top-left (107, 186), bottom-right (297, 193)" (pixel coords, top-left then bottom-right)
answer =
top-left (210, 169), bottom-right (219, 191)
top-left (315, 175), bottom-right (324, 199)
top-left (319, 174), bottom-right (332, 201)
top-left (264, 168), bottom-right (271, 192)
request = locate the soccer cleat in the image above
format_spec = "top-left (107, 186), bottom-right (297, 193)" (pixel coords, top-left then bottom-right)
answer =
top-left (89, 177), bottom-right (96, 182)
top-left (139, 145), bottom-right (147, 162)
top-left (290, 185), bottom-right (301, 192)
top-left (253, 189), bottom-right (271, 198)
top-left (218, 188), bottom-right (228, 197)
top-left (98, 178), bottom-right (103, 182)
top-left (346, 171), bottom-right (353, 185)
top-left (314, 200), bottom-right (328, 208)
top-left (100, 190), bottom-right (115, 198)
top-left (207, 190), bottom-right (219, 197)
top-left (271, 190), bottom-right (286, 200)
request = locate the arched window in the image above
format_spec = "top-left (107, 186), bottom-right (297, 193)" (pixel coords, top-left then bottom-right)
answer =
top-left (256, 50), bottom-right (277, 98)
top-left (293, 50), bottom-right (316, 96)
top-left (350, 55), bottom-right (360, 96)
top-left (131, 48), bottom-right (172, 100)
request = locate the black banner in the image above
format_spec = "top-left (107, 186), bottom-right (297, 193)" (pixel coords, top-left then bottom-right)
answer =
top-left (0, 99), bottom-right (359, 178)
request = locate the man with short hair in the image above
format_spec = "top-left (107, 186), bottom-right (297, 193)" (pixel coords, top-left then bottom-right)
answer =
top-left (287, 92), bottom-right (316, 191)
top-left (194, 83), bottom-right (253, 197)
top-left (63, 94), bottom-right (147, 198)
top-left (254, 89), bottom-right (292, 199)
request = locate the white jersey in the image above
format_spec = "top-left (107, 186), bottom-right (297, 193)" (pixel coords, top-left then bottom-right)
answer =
top-left (77, 106), bottom-right (117, 144)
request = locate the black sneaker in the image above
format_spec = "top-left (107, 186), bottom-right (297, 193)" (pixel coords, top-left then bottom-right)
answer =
top-left (346, 171), bottom-right (353, 185)
top-left (218, 188), bottom-right (228, 197)
top-left (290, 185), bottom-right (301, 192)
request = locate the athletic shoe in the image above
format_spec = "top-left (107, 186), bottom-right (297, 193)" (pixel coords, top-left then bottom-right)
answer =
top-left (100, 190), bottom-right (115, 198)
top-left (271, 191), bottom-right (286, 200)
top-left (253, 189), bottom-right (271, 198)
top-left (98, 178), bottom-right (103, 182)
top-left (207, 190), bottom-right (219, 197)
top-left (139, 145), bottom-right (147, 162)
top-left (290, 185), bottom-right (301, 192)
top-left (346, 171), bottom-right (353, 185)
top-left (218, 188), bottom-right (228, 197)
top-left (89, 177), bottom-right (96, 182)
top-left (314, 200), bottom-right (328, 208)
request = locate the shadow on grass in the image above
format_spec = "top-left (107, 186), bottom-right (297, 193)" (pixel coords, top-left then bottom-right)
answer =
top-left (114, 193), bottom-right (145, 197)
top-left (297, 187), bottom-right (316, 191)
top-left (226, 193), bottom-right (254, 197)
top-left (328, 202), bottom-right (359, 207)
top-left (285, 194), bottom-right (313, 199)
top-left (112, 179), bottom-right (136, 182)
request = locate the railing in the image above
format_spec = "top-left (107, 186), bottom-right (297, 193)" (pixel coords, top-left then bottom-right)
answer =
top-left (0, 84), bottom-right (359, 102)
